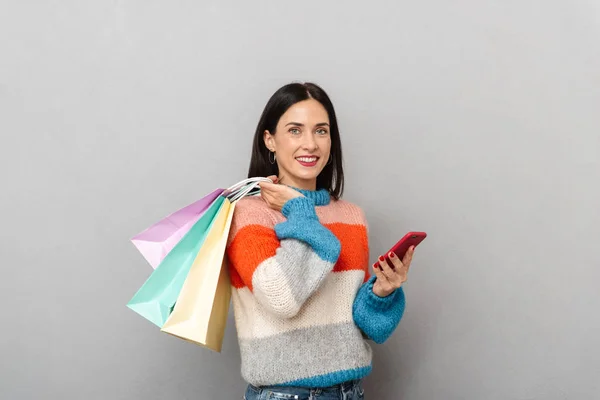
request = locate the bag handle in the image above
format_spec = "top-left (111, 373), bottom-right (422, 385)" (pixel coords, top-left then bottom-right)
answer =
top-left (224, 177), bottom-right (273, 201)
top-left (226, 177), bottom-right (272, 193)
top-left (228, 180), bottom-right (262, 202)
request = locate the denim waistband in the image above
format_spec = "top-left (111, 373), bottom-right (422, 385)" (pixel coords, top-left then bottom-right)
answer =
top-left (250, 378), bottom-right (361, 393)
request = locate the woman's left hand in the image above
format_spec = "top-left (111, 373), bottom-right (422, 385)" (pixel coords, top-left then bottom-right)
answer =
top-left (372, 246), bottom-right (415, 297)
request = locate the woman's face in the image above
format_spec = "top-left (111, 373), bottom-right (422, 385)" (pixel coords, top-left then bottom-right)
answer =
top-left (264, 99), bottom-right (332, 191)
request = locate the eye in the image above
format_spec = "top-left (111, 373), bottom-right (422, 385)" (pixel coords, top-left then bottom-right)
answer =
top-left (289, 127), bottom-right (301, 135)
top-left (316, 128), bottom-right (329, 135)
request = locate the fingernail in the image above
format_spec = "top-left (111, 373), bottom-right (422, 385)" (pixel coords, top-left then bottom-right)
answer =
top-left (373, 262), bottom-right (379, 269)
top-left (389, 252), bottom-right (395, 258)
top-left (378, 256), bottom-right (385, 262)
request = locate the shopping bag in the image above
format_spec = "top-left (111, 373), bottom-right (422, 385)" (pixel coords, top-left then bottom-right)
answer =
top-left (160, 197), bottom-right (236, 353)
top-left (127, 195), bottom-right (226, 327)
top-left (131, 188), bottom-right (224, 269)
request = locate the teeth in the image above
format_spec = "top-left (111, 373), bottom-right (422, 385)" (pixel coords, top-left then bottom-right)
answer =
top-left (297, 157), bottom-right (317, 162)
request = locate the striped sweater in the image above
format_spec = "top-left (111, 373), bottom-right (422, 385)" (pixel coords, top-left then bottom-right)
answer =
top-left (225, 187), bottom-right (406, 388)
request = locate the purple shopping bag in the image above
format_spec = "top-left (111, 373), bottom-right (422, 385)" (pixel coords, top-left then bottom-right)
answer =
top-left (131, 188), bottom-right (224, 269)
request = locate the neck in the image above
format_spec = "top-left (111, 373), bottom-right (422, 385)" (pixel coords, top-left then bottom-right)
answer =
top-left (279, 176), bottom-right (317, 191)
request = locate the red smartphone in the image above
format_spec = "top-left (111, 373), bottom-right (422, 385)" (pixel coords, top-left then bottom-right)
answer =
top-left (381, 231), bottom-right (427, 269)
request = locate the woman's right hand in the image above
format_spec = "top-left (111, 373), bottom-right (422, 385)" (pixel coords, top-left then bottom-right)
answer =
top-left (258, 175), bottom-right (303, 213)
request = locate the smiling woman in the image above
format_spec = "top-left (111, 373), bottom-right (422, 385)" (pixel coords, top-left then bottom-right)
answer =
top-left (248, 83), bottom-right (344, 199)
top-left (226, 83), bottom-right (416, 400)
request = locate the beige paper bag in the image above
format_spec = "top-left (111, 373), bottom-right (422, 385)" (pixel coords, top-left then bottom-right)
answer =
top-left (160, 198), bottom-right (235, 352)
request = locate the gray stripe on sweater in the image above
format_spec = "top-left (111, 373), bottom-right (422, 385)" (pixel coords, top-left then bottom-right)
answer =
top-left (252, 239), bottom-right (335, 318)
top-left (238, 321), bottom-right (373, 386)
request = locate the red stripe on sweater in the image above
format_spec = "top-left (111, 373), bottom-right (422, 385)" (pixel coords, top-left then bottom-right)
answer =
top-left (227, 223), bottom-right (370, 289)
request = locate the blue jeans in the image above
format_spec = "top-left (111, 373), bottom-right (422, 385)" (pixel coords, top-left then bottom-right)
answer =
top-left (244, 379), bottom-right (365, 400)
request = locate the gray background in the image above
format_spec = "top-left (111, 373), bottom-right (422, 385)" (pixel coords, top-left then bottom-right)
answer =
top-left (1, 1), bottom-right (599, 399)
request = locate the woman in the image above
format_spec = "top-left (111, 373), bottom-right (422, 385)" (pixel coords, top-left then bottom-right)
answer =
top-left (226, 82), bottom-right (415, 400)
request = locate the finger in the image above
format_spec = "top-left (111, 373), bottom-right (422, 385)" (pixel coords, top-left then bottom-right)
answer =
top-left (388, 252), bottom-right (406, 280)
top-left (259, 180), bottom-right (274, 188)
top-left (388, 251), bottom-right (405, 270)
top-left (384, 253), bottom-right (405, 286)
top-left (258, 181), bottom-right (276, 191)
top-left (261, 180), bottom-right (285, 191)
top-left (389, 251), bottom-right (409, 284)
top-left (372, 262), bottom-right (385, 279)
top-left (372, 263), bottom-right (391, 287)
top-left (266, 175), bottom-right (278, 183)
top-left (402, 246), bottom-right (415, 272)
top-left (377, 256), bottom-right (396, 280)
top-left (373, 263), bottom-right (394, 292)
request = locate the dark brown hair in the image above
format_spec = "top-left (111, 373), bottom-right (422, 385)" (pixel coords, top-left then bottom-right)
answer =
top-left (247, 82), bottom-right (344, 199)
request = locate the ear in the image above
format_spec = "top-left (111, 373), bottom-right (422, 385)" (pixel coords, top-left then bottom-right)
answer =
top-left (263, 130), bottom-right (275, 152)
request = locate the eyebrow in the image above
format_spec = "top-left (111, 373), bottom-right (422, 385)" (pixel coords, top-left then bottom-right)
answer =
top-left (285, 122), bottom-right (330, 127)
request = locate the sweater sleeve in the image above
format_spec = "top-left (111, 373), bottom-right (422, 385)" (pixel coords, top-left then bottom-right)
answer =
top-left (350, 208), bottom-right (406, 344)
top-left (226, 196), bottom-right (341, 319)
top-left (352, 275), bottom-right (406, 344)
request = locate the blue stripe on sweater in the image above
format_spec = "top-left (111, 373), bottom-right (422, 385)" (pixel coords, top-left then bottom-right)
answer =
top-left (352, 275), bottom-right (406, 344)
top-left (280, 366), bottom-right (372, 388)
top-left (274, 196), bottom-right (341, 263)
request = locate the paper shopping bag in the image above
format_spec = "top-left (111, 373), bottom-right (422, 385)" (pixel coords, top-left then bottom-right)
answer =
top-left (131, 189), bottom-right (224, 269)
top-left (127, 195), bottom-right (226, 327)
top-left (160, 197), bottom-right (235, 353)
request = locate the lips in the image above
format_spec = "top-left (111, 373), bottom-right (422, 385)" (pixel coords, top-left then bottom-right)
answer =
top-left (296, 156), bottom-right (319, 167)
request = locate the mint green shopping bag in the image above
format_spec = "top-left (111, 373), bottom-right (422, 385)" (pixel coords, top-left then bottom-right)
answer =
top-left (127, 195), bottom-right (226, 327)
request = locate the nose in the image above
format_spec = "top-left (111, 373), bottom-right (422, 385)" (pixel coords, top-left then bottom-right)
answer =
top-left (301, 132), bottom-right (318, 152)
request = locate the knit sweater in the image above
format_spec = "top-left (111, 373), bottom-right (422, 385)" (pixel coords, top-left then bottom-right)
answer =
top-left (225, 187), bottom-right (406, 388)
